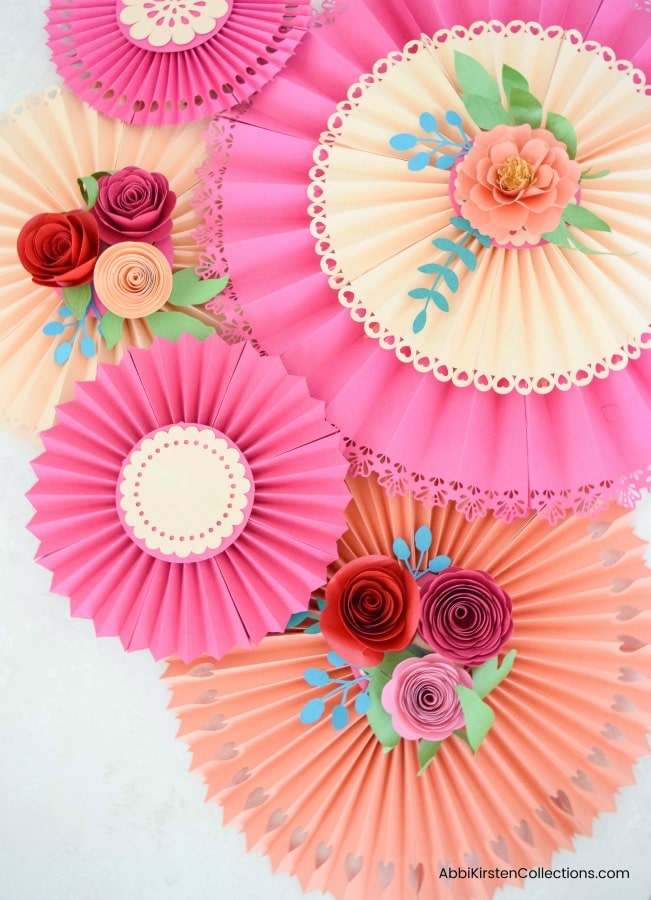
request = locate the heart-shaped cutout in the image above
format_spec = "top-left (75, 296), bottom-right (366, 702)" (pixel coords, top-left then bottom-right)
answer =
top-left (535, 806), bottom-right (555, 827)
top-left (550, 790), bottom-right (574, 816)
top-left (611, 578), bottom-right (634, 594)
top-left (345, 853), bottom-right (363, 881)
top-left (244, 786), bottom-right (268, 809)
top-left (601, 549), bottom-right (624, 567)
top-left (618, 634), bottom-right (647, 653)
top-left (289, 826), bottom-right (308, 851)
top-left (616, 605), bottom-right (641, 621)
top-left (188, 662), bottom-right (215, 678)
top-left (377, 860), bottom-right (394, 889)
top-left (315, 841), bottom-right (333, 867)
top-left (602, 722), bottom-right (625, 741)
top-left (194, 689), bottom-right (219, 704)
top-left (571, 770), bottom-right (594, 791)
top-left (202, 713), bottom-right (226, 731)
top-left (587, 521), bottom-right (612, 539)
top-left (611, 693), bottom-right (636, 712)
top-left (587, 747), bottom-right (609, 767)
top-left (229, 767), bottom-right (251, 786)
top-left (409, 863), bottom-right (425, 893)
top-left (489, 835), bottom-right (509, 862)
top-left (514, 819), bottom-right (534, 845)
top-left (266, 808), bottom-right (288, 832)
top-left (215, 741), bottom-right (238, 761)
top-left (619, 666), bottom-right (646, 682)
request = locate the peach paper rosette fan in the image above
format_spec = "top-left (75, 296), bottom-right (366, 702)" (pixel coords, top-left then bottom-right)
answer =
top-left (46, 0), bottom-right (312, 126)
top-left (0, 86), bottom-right (237, 441)
top-left (27, 333), bottom-right (350, 662)
top-left (197, 0), bottom-right (651, 522)
top-left (164, 474), bottom-right (651, 900)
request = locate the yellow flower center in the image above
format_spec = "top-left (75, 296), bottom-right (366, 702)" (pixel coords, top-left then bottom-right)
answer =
top-left (497, 155), bottom-right (535, 192)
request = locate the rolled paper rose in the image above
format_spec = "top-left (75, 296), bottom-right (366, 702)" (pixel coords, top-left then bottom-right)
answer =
top-left (453, 123), bottom-right (581, 246)
top-left (17, 210), bottom-right (100, 288)
top-left (320, 555), bottom-right (421, 668)
top-left (382, 655), bottom-right (472, 742)
top-left (93, 241), bottom-right (172, 318)
top-left (91, 166), bottom-right (176, 245)
top-left (418, 566), bottom-right (513, 666)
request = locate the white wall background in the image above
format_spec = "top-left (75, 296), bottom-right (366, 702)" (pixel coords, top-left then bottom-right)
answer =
top-left (0, 3), bottom-right (650, 898)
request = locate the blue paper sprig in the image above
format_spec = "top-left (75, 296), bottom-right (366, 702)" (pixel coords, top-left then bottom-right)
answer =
top-left (286, 596), bottom-right (325, 634)
top-left (299, 650), bottom-right (370, 731)
top-left (392, 525), bottom-right (451, 580)
top-left (408, 216), bottom-right (491, 328)
top-left (390, 110), bottom-right (472, 171)
top-left (43, 300), bottom-right (101, 364)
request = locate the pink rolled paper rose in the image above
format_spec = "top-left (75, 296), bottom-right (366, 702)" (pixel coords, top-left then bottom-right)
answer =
top-left (382, 655), bottom-right (472, 741)
top-left (418, 567), bottom-right (513, 666)
top-left (453, 123), bottom-right (581, 246)
top-left (320, 555), bottom-right (421, 668)
top-left (91, 166), bottom-right (176, 245)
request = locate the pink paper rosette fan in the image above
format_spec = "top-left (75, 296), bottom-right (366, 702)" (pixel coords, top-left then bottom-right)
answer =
top-left (46, 0), bottom-right (312, 126)
top-left (196, 0), bottom-right (651, 523)
top-left (164, 474), bottom-right (651, 900)
top-left (27, 333), bottom-right (350, 662)
top-left (0, 86), bottom-right (242, 441)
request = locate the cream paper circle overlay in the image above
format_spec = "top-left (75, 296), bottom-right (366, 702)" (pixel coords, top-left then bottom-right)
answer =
top-left (117, 423), bottom-right (254, 561)
top-left (308, 22), bottom-right (651, 394)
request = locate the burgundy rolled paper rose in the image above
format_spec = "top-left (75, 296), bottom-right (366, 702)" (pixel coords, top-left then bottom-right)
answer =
top-left (17, 210), bottom-right (100, 288)
top-left (91, 166), bottom-right (176, 245)
top-left (418, 567), bottom-right (513, 666)
top-left (320, 555), bottom-right (421, 668)
top-left (382, 655), bottom-right (472, 741)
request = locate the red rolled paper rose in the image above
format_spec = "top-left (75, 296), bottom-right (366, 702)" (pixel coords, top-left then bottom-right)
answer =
top-left (17, 210), bottom-right (99, 288)
top-left (418, 567), bottom-right (513, 666)
top-left (381, 655), bottom-right (472, 742)
top-left (91, 166), bottom-right (176, 245)
top-left (321, 555), bottom-right (420, 668)
top-left (453, 123), bottom-right (581, 246)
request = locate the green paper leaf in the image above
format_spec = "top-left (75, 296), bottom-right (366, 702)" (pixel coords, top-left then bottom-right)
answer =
top-left (456, 685), bottom-right (495, 752)
top-left (168, 267), bottom-right (230, 307)
top-left (454, 51), bottom-right (501, 104)
top-left (61, 283), bottom-right (92, 318)
top-left (99, 310), bottom-right (124, 351)
top-left (471, 650), bottom-right (517, 699)
top-left (562, 203), bottom-right (611, 232)
top-left (542, 221), bottom-right (573, 249)
top-left (502, 64), bottom-right (529, 97)
top-left (77, 171), bottom-right (112, 210)
top-left (580, 167), bottom-right (610, 181)
top-left (366, 649), bottom-right (415, 749)
top-left (146, 311), bottom-right (214, 341)
top-left (507, 88), bottom-right (543, 128)
top-left (459, 94), bottom-right (510, 131)
top-left (417, 739), bottom-right (442, 775)
top-left (545, 112), bottom-right (577, 159)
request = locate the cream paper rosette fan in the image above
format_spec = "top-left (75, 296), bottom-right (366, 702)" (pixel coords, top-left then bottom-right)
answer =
top-left (164, 474), bottom-right (651, 900)
top-left (0, 86), bottom-right (234, 441)
top-left (196, 0), bottom-right (651, 522)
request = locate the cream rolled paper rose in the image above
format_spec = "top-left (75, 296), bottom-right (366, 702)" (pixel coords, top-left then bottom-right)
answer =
top-left (418, 567), bottom-right (513, 666)
top-left (381, 656), bottom-right (472, 742)
top-left (453, 123), bottom-right (581, 246)
top-left (93, 241), bottom-right (172, 318)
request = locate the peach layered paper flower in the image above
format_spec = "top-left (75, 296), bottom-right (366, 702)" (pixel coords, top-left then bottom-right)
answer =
top-left (453, 123), bottom-right (581, 246)
top-left (93, 241), bottom-right (172, 318)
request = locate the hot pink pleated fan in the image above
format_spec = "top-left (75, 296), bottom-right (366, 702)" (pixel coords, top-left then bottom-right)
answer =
top-left (164, 474), bottom-right (651, 900)
top-left (46, 0), bottom-right (312, 126)
top-left (196, 0), bottom-right (651, 523)
top-left (27, 333), bottom-right (350, 662)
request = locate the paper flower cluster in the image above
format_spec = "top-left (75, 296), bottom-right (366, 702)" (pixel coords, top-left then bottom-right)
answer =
top-left (295, 526), bottom-right (516, 771)
top-left (391, 52), bottom-right (612, 326)
top-left (17, 165), bottom-right (228, 363)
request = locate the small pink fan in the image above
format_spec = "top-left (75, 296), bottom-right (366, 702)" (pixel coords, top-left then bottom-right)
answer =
top-left (27, 333), bottom-right (350, 662)
top-left (46, 0), bottom-right (312, 126)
